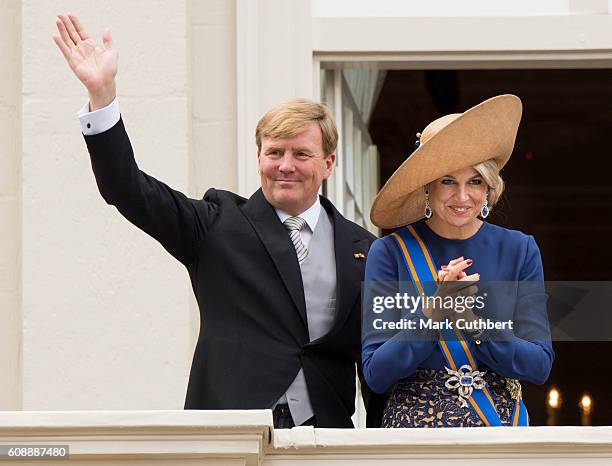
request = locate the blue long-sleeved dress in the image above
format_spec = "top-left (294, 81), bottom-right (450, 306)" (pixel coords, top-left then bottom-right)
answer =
top-left (362, 219), bottom-right (555, 397)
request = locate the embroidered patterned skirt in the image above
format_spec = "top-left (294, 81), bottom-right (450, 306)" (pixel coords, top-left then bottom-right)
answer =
top-left (382, 368), bottom-right (524, 428)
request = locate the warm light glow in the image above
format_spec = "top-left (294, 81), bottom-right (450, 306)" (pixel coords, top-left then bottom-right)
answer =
top-left (580, 394), bottom-right (593, 414)
top-left (547, 387), bottom-right (560, 408)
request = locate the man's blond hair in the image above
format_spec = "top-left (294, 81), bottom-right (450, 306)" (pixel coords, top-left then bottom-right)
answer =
top-left (255, 98), bottom-right (338, 156)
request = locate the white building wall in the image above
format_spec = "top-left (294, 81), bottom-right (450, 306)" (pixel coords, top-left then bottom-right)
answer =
top-left (21, 0), bottom-right (192, 409)
top-left (190, 0), bottom-right (238, 199)
top-left (0, 0), bottom-right (22, 411)
top-left (187, 0), bottom-right (238, 352)
top-left (312, 0), bottom-right (573, 17)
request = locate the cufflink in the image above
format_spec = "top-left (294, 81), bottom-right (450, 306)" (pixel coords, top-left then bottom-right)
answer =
top-left (353, 252), bottom-right (365, 259)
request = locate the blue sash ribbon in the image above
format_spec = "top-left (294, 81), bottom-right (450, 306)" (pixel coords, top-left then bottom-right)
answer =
top-left (391, 225), bottom-right (528, 426)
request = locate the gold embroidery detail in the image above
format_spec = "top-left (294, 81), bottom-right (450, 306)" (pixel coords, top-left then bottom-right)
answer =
top-left (506, 378), bottom-right (522, 400)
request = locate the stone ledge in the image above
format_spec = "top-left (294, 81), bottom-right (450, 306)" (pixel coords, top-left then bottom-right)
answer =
top-left (1, 411), bottom-right (611, 465)
top-left (0, 410), bottom-right (272, 466)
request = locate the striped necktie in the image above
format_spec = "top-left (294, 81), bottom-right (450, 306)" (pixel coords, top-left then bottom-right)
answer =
top-left (283, 216), bottom-right (309, 263)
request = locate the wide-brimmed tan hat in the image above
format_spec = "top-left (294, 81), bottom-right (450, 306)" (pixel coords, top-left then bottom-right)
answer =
top-left (370, 94), bottom-right (522, 229)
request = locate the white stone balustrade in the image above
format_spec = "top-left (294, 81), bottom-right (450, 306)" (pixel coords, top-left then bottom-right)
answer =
top-left (0, 411), bottom-right (611, 465)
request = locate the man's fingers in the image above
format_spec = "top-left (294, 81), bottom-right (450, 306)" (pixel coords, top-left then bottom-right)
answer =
top-left (59, 14), bottom-right (81, 46)
top-left (102, 28), bottom-right (113, 50)
top-left (67, 13), bottom-right (90, 41)
top-left (52, 34), bottom-right (72, 61)
top-left (55, 18), bottom-right (74, 49)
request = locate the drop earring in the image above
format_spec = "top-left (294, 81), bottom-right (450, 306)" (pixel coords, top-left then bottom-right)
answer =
top-left (481, 192), bottom-right (490, 219)
top-left (424, 188), bottom-right (432, 219)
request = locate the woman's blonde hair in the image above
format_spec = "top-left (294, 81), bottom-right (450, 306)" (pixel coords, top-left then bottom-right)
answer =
top-left (255, 98), bottom-right (338, 156)
top-left (473, 159), bottom-right (505, 207)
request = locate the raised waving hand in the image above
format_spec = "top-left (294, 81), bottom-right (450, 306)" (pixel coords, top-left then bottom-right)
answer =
top-left (53, 13), bottom-right (118, 111)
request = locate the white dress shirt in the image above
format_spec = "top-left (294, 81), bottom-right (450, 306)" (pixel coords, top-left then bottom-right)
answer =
top-left (77, 97), bottom-right (120, 136)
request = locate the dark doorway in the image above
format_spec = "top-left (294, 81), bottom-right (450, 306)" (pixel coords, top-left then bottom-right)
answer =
top-left (369, 69), bottom-right (612, 425)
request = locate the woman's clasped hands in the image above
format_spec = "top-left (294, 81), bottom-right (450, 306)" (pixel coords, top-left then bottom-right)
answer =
top-left (422, 257), bottom-right (481, 324)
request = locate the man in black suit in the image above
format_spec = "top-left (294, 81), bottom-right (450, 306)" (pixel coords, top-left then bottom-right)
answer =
top-left (53, 13), bottom-right (381, 428)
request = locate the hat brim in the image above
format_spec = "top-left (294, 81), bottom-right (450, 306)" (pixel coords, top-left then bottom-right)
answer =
top-left (370, 94), bottom-right (522, 229)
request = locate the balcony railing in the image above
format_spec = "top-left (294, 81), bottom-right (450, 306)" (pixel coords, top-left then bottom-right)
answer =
top-left (1, 410), bottom-right (611, 465)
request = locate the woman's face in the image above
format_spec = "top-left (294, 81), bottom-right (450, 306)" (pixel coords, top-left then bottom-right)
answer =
top-left (427, 166), bottom-right (487, 229)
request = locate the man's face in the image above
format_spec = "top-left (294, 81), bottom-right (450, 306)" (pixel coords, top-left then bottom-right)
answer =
top-left (258, 123), bottom-right (335, 216)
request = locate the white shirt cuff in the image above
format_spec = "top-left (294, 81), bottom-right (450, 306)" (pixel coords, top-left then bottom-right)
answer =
top-left (78, 97), bottom-right (120, 136)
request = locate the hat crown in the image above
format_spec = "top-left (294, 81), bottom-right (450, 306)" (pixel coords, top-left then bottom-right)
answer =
top-left (420, 113), bottom-right (461, 145)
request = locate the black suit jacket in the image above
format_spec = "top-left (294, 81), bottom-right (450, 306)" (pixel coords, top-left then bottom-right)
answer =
top-left (83, 118), bottom-right (382, 427)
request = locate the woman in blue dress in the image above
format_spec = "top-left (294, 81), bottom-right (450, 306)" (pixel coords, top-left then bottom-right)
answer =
top-left (363, 95), bottom-right (554, 427)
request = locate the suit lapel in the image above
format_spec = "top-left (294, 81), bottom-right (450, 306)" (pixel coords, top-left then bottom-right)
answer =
top-left (241, 189), bottom-right (308, 327)
top-left (321, 197), bottom-right (366, 336)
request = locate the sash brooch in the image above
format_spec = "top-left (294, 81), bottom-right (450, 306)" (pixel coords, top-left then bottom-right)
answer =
top-left (444, 364), bottom-right (487, 408)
